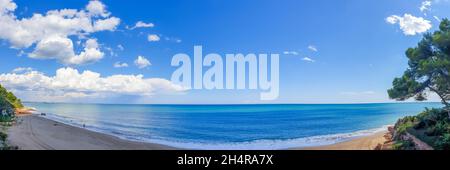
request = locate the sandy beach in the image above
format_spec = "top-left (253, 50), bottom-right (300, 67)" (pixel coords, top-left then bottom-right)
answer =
top-left (295, 131), bottom-right (390, 150)
top-left (7, 115), bottom-right (175, 150)
top-left (5, 115), bottom-right (391, 150)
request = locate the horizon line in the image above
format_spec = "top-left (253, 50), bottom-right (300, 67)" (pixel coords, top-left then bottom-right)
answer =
top-left (22, 101), bottom-right (443, 106)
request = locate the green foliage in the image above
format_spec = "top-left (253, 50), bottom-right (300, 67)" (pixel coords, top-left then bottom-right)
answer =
top-left (427, 121), bottom-right (450, 136)
top-left (415, 109), bottom-right (449, 136)
top-left (0, 84), bottom-right (23, 109)
top-left (0, 115), bottom-right (16, 126)
top-left (388, 19), bottom-right (450, 108)
top-left (417, 108), bottom-right (449, 126)
top-left (0, 95), bottom-right (14, 120)
top-left (392, 140), bottom-right (416, 150)
top-left (0, 131), bottom-right (17, 150)
top-left (0, 131), bottom-right (6, 141)
top-left (435, 134), bottom-right (450, 150)
top-left (395, 116), bottom-right (418, 135)
top-left (394, 108), bottom-right (450, 149)
top-left (0, 115), bottom-right (14, 123)
top-left (389, 19), bottom-right (450, 150)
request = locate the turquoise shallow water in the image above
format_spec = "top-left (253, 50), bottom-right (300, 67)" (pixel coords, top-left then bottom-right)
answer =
top-left (25, 102), bottom-right (442, 149)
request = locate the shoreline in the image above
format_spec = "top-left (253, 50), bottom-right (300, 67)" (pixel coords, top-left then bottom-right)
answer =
top-left (6, 114), bottom-right (391, 150)
top-left (7, 115), bottom-right (176, 150)
top-left (293, 131), bottom-right (391, 150)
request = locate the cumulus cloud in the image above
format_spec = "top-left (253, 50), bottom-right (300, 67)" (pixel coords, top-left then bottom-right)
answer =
top-left (0, 0), bottom-right (120, 64)
top-left (134, 56), bottom-right (151, 69)
top-left (113, 62), bottom-right (128, 68)
top-left (69, 39), bottom-right (104, 65)
top-left (302, 57), bottom-right (315, 62)
top-left (93, 17), bottom-right (120, 31)
top-left (0, 67), bottom-right (186, 100)
top-left (147, 34), bottom-right (160, 42)
top-left (29, 37), bottom-right (104, 65)
top-left (386, 14), bottom-right (432, 36)
top-left (86, 0), bottom-right (110, 17)
top-left (28, 36), bottom-right (75, 60)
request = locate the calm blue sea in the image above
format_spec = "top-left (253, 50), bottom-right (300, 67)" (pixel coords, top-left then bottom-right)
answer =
top-left (24, 102), bottom-right (442, 149)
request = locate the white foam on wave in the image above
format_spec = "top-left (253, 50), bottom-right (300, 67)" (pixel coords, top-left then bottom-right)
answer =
top-left (35, 111), bottom-right (391, 150)
top-left (139, 125), bottom-right (391, 150)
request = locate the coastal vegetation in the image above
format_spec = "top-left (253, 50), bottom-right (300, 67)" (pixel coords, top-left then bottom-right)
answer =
top-left (0, 84), bottom-right (23, 109)
top-left (0, 128), bottom-right (17, 150)
top-left (0, 84), bottom-right (20, 150)
top-left (0, 90), bottom-right (15, 122)
top-left (392, 108), bottom-right (449, 149)
top-left (388, 19), bottom-right (450, 150)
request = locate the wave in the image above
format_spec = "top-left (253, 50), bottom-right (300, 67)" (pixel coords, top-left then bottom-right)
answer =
top-left (139, 126), bottom-right (390, 150)
top-left (34, 111), bottom-right (390, 150)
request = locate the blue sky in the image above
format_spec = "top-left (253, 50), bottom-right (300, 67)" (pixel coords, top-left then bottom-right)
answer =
top-left (0, 0), bottom-right (449, 104)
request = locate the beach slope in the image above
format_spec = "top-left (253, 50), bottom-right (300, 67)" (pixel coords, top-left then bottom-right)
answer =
top-left (7, 115), bottom-right (175, 150)
top-left (296, 132), bottom-right (389, 150)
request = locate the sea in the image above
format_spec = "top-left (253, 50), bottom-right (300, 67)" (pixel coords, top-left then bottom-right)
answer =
top-left (24, 102), bottom-right (442, 150)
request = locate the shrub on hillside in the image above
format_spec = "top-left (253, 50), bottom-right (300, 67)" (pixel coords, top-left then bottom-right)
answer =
top-left (392, 139), bottom-right (416, 150)
top-left (0, 84), bottom-right (23, 109)
top-left (435, 134), bottom-right (450, 150)
top-left (417, 108), bottom-right (449, 126)
top-left (394, 116), bottom-right (418, 136)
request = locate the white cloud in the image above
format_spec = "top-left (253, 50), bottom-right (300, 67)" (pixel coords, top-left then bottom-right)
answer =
top-left (308, 45), bottom-right (318, 52)
top-left (12, 67), bottom-right (33, 73)
top-left (302, 57), bottom-right (315, 62)
top-left (128, 21), bottom-right (154, 30)
top-left (0, 0), bottom-right (16, 14)
top-left (386, 14), bottom-right (432, 36)
top-left (386, 16), bottom-right (398, 24)
top-left (0, 67), bottom-right (186, 100)
top-left (433, 16), bottom-right (441, 22)
top-left (164, 36), bottom-right (182, 43)
top-left (17, 50), bottom-right (25, 57)
top-left (147, 34), bottom-right (160, 42)
top-left (113, 62), bottom-right (128, 68)
top-left (420, 1), bottom-right (432, 13)
top-left (283, 51), bottom-right (299, 55)
top-left (28, 35), bottom-right (75, 60)
top-left (29, 36), bottom-right (104, 65)
top-left (104, 46), bottom-right (115, 57)
top-left (86, 0), bottom-right (110, 17)
top-left (67, 39), bottom-right (104, 65)
top-left (93, 17), bottom-right (120, 31)
top-left (134, 56), bottom-right (151, 69)
top-left (117, 44), bottom-right (124, 51)
top-left (0, 0), bottom-right (120, 64)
